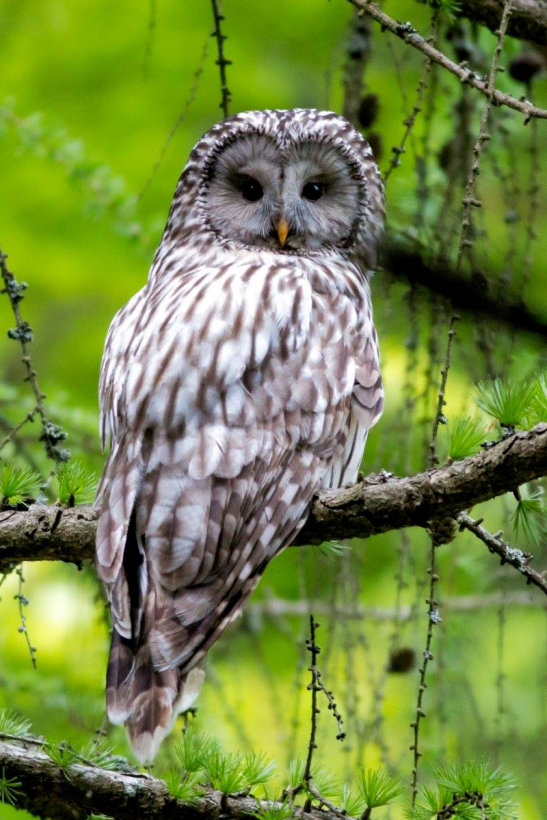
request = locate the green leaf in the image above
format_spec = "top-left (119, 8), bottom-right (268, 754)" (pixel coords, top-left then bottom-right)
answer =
top-left (286, 758), bottom-right (306, 791)
top-left (473, 377), bottom-right (538, 429)
top-left (241, 750), bottom-right (276, 787)
top-left (55, 461), bottom-right (96, 506)
top-left (175, 730), bottom-right (215, 775)
top-left (45, 741), bottom-right (79, 770)
top-left (445, 416), bottom-right (486, 460)
top-left (164, 768), bottom-right (203, 802)
top-left (0, 462), bottom-right (41, 507)
top-left (512, 486), bottom-right (545, 547)
top-left (359, 768), bottom-right (403, 808)
top-left (338, 782), bottom-right (365, 817)
top-left (0, 708), bottom-right (32, 738)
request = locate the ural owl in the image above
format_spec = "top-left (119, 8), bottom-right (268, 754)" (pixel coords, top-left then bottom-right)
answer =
top-left (96, 108), bottom-right (384, 762)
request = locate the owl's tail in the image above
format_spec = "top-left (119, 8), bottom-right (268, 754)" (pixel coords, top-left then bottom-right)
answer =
top-left (106, 629), bottom-right (205, 763)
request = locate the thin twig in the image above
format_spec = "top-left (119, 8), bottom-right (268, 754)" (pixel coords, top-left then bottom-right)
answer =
top-left (210, 0), bottom-right (231, 118)
top-left (138, 35), bottom-right (210, 202)
top-left (0, 408), bottom-right (38, 454)
top-left (428, 314), bottom-right (459, 467)
top-left (303, 617), bottom-right (346, 818)
top-left (14, 565), bottom-right (37, 668)
top-left (457, 512), bottom-right (547, 595)
top-left (456, 0), bottom-right (514, 274)
top-left (410, 536), bottom-right (441, 806)
top-left (348, 0), bottom-right (546, 120)
top-left (383, 10), bottom-right (439, 184)
top-left (0, 251), bottom-right (69, 464)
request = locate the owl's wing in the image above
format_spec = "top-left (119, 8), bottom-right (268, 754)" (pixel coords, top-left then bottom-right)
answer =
top-left (96, 257), bottom-right (376, 761)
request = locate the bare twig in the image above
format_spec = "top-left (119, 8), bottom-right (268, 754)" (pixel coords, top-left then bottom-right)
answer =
top-left (383, 10), bottom-right (439, 184)
top-left (13, 565), bottom-right (37, 668)
top-left (303, 617), bottom-right (346, 817)
top-left (457, 512), bottom-right (546, 593)
top-left (0, 250), bottom-right (69, 464)
top-left (410, 535), bottom-right (441, 805)
top-left (210, 0), bottom-right (231, 118)
top-left (348, 0), bottom-right (547, 120)
top-left (428, 315), bottom-right (459, 467)
top-left (456, 0), bottom-right (514, 273)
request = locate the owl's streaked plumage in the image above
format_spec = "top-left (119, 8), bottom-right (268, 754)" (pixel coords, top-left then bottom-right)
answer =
top-left (96, 108), bottom-right (384, 762)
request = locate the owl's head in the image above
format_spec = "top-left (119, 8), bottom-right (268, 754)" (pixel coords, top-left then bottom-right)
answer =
top-left (168, 109), bottom-right (384, 268)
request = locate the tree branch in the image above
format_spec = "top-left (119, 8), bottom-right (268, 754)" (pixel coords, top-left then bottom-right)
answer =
top-left (381, 237), bottom-right (547, 338)
top-left (349, 0), bottom-right (547, 120)
top-left (458, 0), bottom-right (547, 47)
top-left (0, 739), bottom-right (334, 820)
top-left (1, 425), bottom-right (545, 579)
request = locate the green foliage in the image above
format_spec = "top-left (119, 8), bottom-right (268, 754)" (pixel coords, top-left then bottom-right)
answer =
top-left (526, 373), bottom-right (547, 425)
top-left (315, 540), bottom-right (350, 561)
top-left (78, 740), bottom-right (128, 772)
top-left (173, 730), bottom-right (276, 796)
top-left (338, 782), bottom-right (366, 817)
top-left (0, 708), bottom-right (32, 739)
top-left (427, 0), bottom-right (462, 24)
top-left (0, 102), bottom-right (146, 244)
top-left (241, 750), bottom-right (277, 787)
top-left (175, 729), bottom-right (213, 774)
top-left (0, 462), bottom-right (41, 507)
top-left (0, 767), bottom-right (22, 806)
top-left (163, 767), bottom-right (203, 803)
top-left (200, 743), bottom-right (276, 794)
top-left (445, 417), bottom-right (486, 460)
top-left (359, 768), bottom-right (404, 810)
top-left (55, 461), bottom-right (97, 506)
top-left (512, 485), bottom-right (545, 548)
top-left (473, 377), bottom-right (538, 430)
top-left (309, 765), bottom-right (339, 798)
top-left (44, 741), bottom-right (80, 770)
top-left (254, 794), bottom-right (293, 820)
top-left (408, 761), bottom-right (518, 820)
top-left (285, 759), bottom-right (306, 791)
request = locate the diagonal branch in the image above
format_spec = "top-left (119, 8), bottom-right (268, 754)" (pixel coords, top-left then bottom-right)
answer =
top-left (348, 0), bottom-right (547, 120)
top-left (1, 424), bottom-right (545, 583)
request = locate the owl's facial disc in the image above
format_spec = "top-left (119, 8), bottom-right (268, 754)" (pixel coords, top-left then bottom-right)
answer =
top-left (205, 134), bottom-right (362, 253)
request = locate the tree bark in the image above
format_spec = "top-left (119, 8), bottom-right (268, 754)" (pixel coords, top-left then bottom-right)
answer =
top-left (0, 739), bottom-right (333, 820)
top-left (1, 424), bottom-right (545, 572)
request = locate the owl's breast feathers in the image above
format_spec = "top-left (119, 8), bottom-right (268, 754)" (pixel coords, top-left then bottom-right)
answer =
top-left (96, 250), bottom-right (382, 761)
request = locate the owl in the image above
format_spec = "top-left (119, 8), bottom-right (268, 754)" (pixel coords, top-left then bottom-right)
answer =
top-left (96, 108), bottom-right (384, 762)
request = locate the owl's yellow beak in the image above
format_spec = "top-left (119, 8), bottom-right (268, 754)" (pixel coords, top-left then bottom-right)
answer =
top-left (277, 218), bottom-right (289, 246)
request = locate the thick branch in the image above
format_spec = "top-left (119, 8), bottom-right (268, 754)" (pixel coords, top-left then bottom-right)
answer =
top-left (459, 0), bottom-right (547, 47)
top-left (381, 238), bottom-right (547, 338)
top-left (0, 739), bottom-right (332, 820)
top-left (349, 0), bottom-right (547, 120)
top-left (1, 425), bottom-right (545, 574)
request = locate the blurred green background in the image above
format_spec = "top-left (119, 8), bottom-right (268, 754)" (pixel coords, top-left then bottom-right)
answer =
top-left (1, 1), bottom-right (545, 817)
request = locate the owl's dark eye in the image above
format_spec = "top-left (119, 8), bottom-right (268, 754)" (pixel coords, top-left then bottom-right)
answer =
top-left (302, 182), bottom-right (326, 201)
top-left (239, 176), bottom-right (264, 202)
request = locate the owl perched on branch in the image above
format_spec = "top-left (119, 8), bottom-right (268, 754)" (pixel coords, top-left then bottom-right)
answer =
top-left (96, 108), bottom-right (384, 762)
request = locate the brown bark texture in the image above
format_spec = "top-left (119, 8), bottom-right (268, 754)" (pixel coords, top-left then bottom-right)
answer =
top-left (1, 424), bottom-right (545, 573)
